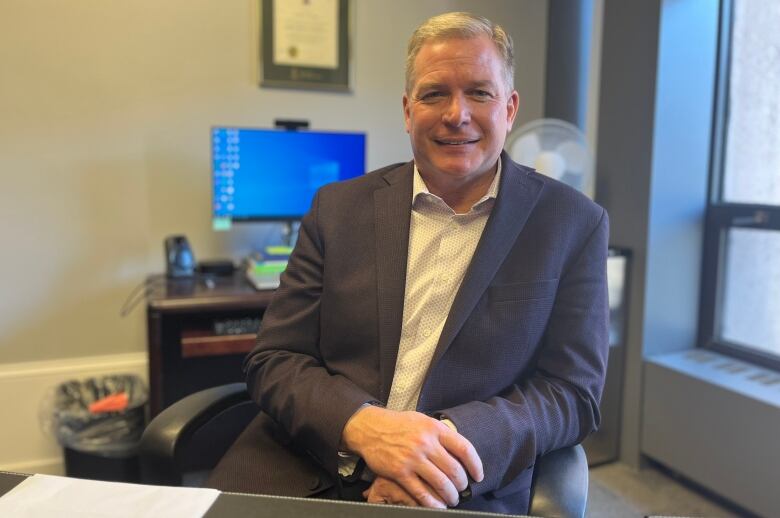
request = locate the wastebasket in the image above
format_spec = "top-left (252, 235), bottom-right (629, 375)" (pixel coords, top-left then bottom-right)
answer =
top-left (45, 375), bottom-right (147, 482)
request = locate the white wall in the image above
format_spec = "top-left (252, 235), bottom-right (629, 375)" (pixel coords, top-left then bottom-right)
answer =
top-left (0, 0), bottom-right (547, 364)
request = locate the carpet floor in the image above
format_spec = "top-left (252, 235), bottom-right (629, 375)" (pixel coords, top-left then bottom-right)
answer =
top-left (586, 463), bottom-right (746, 518)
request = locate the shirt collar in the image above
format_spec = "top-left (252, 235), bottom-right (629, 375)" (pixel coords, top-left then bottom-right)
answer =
top-left (412, 157), bottom-right (502, 210)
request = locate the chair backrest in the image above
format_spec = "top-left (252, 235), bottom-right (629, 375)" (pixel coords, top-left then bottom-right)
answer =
top-left (182, 401), bottom-right (259, 472)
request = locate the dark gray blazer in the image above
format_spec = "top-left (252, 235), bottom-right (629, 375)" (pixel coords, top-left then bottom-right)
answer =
top-left (237, 152), bottom-right (609, 514)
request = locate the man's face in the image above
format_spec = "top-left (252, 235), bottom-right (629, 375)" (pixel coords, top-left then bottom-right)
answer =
top-left (403, 35), bottom-right (519, 186)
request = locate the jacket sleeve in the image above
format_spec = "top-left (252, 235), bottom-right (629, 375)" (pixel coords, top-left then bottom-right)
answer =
top-left (242, 190), bottom-right (377, 475)
top-left (440, 209), bottom-right (610, 498)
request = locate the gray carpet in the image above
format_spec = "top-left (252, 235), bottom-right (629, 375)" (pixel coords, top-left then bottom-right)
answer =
top-left (586, 463), bottom-right (742, 518)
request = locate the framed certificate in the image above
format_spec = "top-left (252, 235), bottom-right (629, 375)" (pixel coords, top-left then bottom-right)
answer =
top-left (260, 0), bottom-right (351, 92)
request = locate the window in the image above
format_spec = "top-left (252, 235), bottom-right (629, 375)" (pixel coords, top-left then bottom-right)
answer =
top-left (700, 0), bottom-right (780, 369)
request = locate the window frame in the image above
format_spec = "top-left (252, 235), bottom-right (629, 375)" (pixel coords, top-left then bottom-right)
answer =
top-left (698, 0), bottom-right (780, 371)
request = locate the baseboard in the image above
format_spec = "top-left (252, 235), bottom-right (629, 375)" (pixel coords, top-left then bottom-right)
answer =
top-left (0, 352), bottom-right (147, 476)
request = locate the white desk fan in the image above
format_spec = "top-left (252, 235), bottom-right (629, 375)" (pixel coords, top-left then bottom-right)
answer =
top-left (506, 118), bottom-right (595, 199)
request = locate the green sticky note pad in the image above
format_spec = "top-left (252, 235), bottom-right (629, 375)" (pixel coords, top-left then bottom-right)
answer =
top-left (253, 260), bottom-right (288, 274)
top-left (265, 246), bottom-right (293, 256)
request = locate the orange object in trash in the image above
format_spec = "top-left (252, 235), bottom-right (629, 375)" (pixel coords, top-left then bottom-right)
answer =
top-left (88, 392), bottom-right (129, 414)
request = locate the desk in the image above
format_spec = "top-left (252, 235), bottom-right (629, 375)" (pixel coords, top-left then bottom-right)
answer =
top-left (146, 274), bottom-right (274, 416)
top-left (0, 472), bottom-right (511, 518)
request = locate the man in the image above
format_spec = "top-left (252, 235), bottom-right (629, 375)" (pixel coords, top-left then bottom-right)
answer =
top-left (208, 12), bottom-right (609, 515)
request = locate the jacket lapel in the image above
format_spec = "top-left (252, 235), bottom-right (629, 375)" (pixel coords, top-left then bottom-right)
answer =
top-left (374, 162), bottom-right (414, 403)
top-left (429, 156), bottom-right (544, 367)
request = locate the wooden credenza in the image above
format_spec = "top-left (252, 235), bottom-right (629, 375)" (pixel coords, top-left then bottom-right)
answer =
top-left (145, 273), bottom-right (274, 417)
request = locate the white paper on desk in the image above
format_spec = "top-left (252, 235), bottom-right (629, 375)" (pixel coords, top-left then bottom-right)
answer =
top-left (0, 474), bottom-right (220, 518)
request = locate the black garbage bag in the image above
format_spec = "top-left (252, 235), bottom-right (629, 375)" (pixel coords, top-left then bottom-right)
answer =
top-left (49, 374), bottom-right (147, 456)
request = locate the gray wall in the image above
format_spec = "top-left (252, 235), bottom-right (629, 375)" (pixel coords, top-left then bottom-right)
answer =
top-left (0, 0), bottom-right (547, 364)
top-left (595, 0), bottom-right (662, 466)
top-left (642, 0), bottom-right (714, 358)
top-left (545, 0), bottom-right (667, 467)
top-left (596, 0), bottom-right (717, 467)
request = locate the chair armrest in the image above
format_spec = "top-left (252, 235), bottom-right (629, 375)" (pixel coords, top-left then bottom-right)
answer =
top-left (529, 444), bottom-right (589, 518)
top-left (140, 383), bottom-right (251, 485)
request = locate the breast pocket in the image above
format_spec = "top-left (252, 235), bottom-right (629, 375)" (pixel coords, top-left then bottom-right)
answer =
top-left (488, 279), bottom-right (559, 303)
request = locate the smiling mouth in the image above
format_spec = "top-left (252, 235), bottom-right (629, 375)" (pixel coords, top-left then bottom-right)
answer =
top-left (434, 138), bottom-right (480, 146)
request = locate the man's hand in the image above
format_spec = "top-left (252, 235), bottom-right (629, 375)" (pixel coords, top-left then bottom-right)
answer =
top-left (342, 405), bottom-right (483, 508)
top-left (363, 476), bottom-right (427, 507)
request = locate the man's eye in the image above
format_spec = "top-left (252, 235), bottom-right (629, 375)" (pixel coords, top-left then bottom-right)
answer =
top-left (420, 92), bottom-right (444, 101)
top-left (472, 90), bottom-right (493, 99)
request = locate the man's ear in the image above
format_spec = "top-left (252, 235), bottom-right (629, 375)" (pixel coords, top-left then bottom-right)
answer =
top-left (506, 90), bottom-right (520, 132)
top-left (402, 94), bottom-right (411, 133)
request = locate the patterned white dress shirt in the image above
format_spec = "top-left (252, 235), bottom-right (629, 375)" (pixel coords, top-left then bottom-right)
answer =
top-left (386, 160), bottom-right (500, 411)
top-left (338, 159), bottom-right (501, 477)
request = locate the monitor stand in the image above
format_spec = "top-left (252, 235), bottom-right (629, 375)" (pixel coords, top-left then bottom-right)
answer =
top-left (280, 220), bottom-right (300, 249)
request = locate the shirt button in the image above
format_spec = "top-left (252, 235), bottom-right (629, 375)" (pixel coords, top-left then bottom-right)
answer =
top-left (423, 328), bottom-right (431, 337)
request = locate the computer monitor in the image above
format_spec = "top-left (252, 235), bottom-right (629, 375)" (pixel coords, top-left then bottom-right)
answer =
top-left (211, 127), bottom-right (366, 225)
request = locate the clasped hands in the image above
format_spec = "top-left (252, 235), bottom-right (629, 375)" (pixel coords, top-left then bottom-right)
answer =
top-left (340, 405), bottom-right (483, 509)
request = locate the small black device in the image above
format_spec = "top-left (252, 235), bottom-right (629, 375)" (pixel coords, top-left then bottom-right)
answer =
top-left (164, 235), bottom-right (195, 278)
top-left (274, 118), bottom-right (310, 131)
top-left (197, 259), bottom-right (236, 276)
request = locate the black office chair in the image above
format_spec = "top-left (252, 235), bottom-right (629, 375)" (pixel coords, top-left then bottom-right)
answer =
top-left (140, 383), bottom-right (589, 518)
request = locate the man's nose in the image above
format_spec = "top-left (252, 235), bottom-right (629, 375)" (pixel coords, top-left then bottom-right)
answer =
top-left (442, 94), bottom-right (470, 126)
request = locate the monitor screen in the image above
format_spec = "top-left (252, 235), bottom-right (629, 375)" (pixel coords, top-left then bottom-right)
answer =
top-left (211, 127), bottom-right (366, 223)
